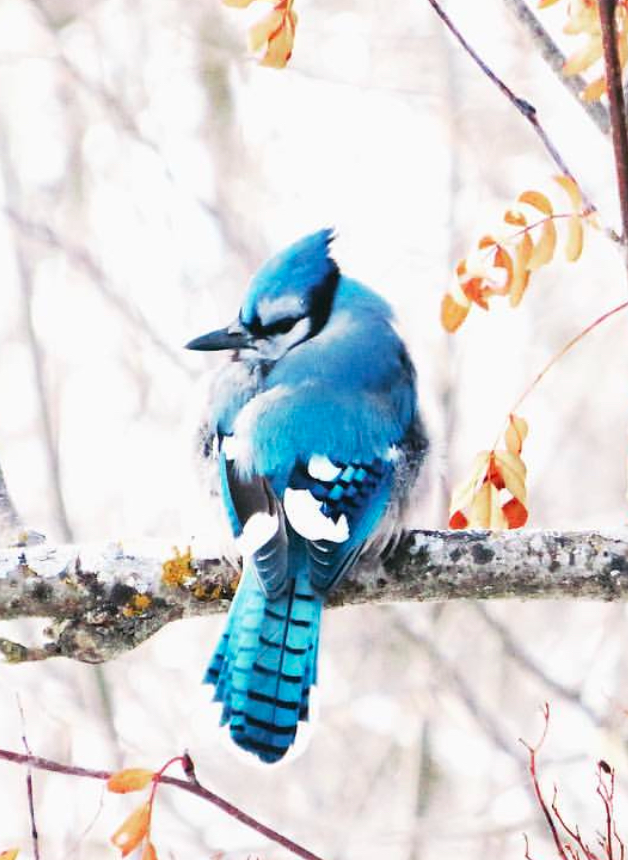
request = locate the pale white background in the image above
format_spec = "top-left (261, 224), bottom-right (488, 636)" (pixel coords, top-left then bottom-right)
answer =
top-left (0, 0), bottom-right (628, 858)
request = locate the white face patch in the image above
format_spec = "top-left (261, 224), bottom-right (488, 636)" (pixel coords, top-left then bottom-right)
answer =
top-left (284, 488), bottom-right (349, 543)
top-left (257, 294), bottom-right (304, 325)
top-left (255, 317), bottom-right (312, 361)
top-left (308, 455), bottom-right (342, 482)
top-left (235, 512), bottom-right (279, 556)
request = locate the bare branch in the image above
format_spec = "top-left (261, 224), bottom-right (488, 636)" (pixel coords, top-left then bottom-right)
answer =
top-left (502, 0), bottom-right (611, 135)
top-left (2, 529), bottom-right (628, 663)
top-left (0, 747), bottom-right (324, 860)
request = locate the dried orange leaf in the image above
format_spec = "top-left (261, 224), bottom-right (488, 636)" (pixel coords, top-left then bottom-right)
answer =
top-left (509, 233), bottom-right (533, 307)
top-left (504, 209), bottom-right (527, 226)
top-left (554, 175), bottom-right (583, 211)
top-left (528, 219), bottom-right (557, 270)
top-left (518, 190), bottom-right (553, 216)
top-left (111, 803), bottom-right (151, 857)
top-left (141, 843), bottom-right (158, 860)
top-left (538, 0), bottom-right (562, 7)
top-left (494, 246), bottom-right (513, 292)
top-left (248, 9), bottom-right (284, 53)
top-left (502, 497), bottom-right (528, 528)
top-left (478, 235), bottom-right (496, 250)
top-left (0, 851), bottom-right (19, 860)
top-left (108, 769), bottom-right (155, 794)
top-left (462, 277), bottom-right (490, 310)
top-left (441, 293), bottom-right (470, 333)
top-left (505, 414), bottom-right (528, 455)
top-left (260, 9), bottom-right (297, 68)
top-left (563, 36), bottom-right (603, 75)
top-left (565, 215), bottom-right (584, 262)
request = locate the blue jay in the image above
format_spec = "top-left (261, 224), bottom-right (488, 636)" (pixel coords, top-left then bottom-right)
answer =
top-left (186, 229), bottom-right (427, 763)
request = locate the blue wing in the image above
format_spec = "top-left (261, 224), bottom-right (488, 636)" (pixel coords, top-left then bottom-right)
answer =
top-left (284, 453), bottom-right (395, 593)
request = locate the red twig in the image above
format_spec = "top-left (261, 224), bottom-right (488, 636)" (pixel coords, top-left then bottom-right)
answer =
top-left (0, 748), bottom-right (326, 860)
top-left (17, 699), bottom-right (40, 860)
top-left (520, 704), bottom-right (570, 860)
top-left (521, 707), bottom-right (627, 860)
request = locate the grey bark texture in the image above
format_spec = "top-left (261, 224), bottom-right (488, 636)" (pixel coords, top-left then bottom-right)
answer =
top-left (1, 528), bottom-right (628, 664)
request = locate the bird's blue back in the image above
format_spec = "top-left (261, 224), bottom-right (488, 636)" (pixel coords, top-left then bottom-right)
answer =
top-left (193, 230), bottom-right (427, 763)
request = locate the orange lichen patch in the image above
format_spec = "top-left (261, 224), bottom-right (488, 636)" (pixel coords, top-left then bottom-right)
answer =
top-left (122, 593), bottom-right (153, 618)
top-left (161, 547), bottom-right (194, 587)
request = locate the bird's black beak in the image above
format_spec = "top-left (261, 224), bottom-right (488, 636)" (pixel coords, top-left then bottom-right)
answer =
top-left (185, 320), bottom-right (254, 352)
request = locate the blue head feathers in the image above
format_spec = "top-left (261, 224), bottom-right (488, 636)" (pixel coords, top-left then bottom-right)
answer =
top-left (240, 228), bottom-right (338, 332)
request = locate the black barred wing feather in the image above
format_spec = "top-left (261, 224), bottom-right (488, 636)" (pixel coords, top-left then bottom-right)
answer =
top-left (284, 454), bottom-right (395, 594)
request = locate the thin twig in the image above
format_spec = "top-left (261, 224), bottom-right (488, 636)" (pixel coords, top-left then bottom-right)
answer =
top-left (17, 698), bottom-right (40, 860)
top-left (0, 748), bottom-right (326, 860)
top-left (501, 0), bottom-right (610, 135)
top-left (424, 0), bottom-right (597, 215)
top-left (598, 0), bottom-right (628, 249)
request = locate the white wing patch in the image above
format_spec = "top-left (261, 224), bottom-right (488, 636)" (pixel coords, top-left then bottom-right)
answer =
top-left (235, 512), bottom-right (280, 556)
top-left (284, 488), bottom-right (349, 543)
top-left (307, 455), bottom-right (342, 482)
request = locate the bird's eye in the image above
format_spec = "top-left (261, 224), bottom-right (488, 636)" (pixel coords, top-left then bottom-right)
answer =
top-left (264, 316), bottom-right (300, 336)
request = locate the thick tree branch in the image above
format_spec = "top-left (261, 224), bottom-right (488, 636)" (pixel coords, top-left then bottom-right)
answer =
top-left (1, 529), bottom-right (628, 663)
top-left (598, 0), bottom-right (628, 247)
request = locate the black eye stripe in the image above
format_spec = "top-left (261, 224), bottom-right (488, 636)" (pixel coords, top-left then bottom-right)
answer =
top-left (261, 316), bottom-right (301, 336)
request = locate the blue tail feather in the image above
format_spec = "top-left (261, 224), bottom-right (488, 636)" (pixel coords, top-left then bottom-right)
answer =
top-left (205, 560), bottom-right (323, 763)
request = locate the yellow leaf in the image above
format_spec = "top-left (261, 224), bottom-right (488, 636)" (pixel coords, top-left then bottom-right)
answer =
top-left (582, 76), bottom-right (606, 101)
top-left (494, 451), bottom-right (527, 504)
top-left (528, 219), bottom-right (557, 270)
top-left (111, 803), bottom-right (151, 857)
top-left (563, 35), bottom-right (603, 75)
top-left (509, 233), bottom-right (533, 308)
top-left (518, 190), bottom-right (553, 216)
top-left (565, 215), bottom-right (584, 262)
top-left (441, 293), bottom-right (470, 333)
top-left (504, 209), bottom-right (527, 226)
top-left (467, 482), bottom-right (508, 529)
top-left (0, 851), bottom-right (19, 860)
top-left (505, 414), bottom-right (528, 455)
top-left (108, 768), bottom-right (155, 794)
top-left (222, 0), bottom-right (256, 5)
top-left (450, 452), bottom-right (491, 514)
top-left (538, 0), bottom-right (562, 6)
top-left (248, 9), bottom-right (284, 53)
top-left (260, 10), bottom-right (297, 68)
top-left (554, 175), bottom-right (583, 211)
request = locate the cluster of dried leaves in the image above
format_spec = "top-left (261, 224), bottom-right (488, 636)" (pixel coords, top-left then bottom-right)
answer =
top-left (449, 414), bottom-right (529, 529)
top-left (523, 705), bottom-right (626, 860)
top-left (441, 176), bottom-right (592, 333)
top-left (108, 761), bottom-right (183, 859)
top-left (223, 0), bottom-right (297, 68)
top-left (540, 0), bottom-right (628, 102)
